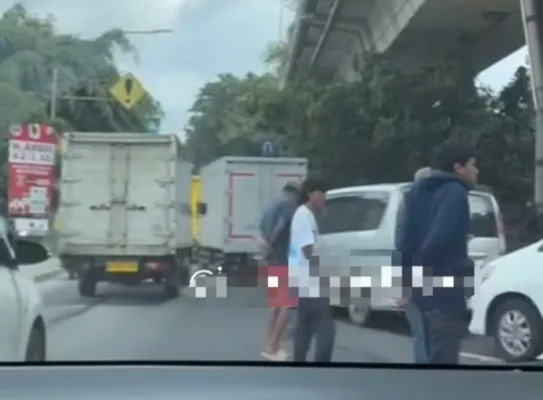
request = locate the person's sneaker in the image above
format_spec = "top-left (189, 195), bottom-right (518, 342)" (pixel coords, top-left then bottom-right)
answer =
top-left (276, 349), bottom-right (289, 360)
top-left (261, 349), bottom-right (289, 361)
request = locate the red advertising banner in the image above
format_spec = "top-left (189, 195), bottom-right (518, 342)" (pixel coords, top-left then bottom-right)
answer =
top-left (7, 123), bottom-right (57, 217)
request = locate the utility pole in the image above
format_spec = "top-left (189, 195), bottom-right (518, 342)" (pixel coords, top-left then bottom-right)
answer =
top-left (521, 0), bottom-right (543, 229)
top-left (48, 28), bottom-right (173, 121)
top-left (49, 67), bottom-right (59, 120)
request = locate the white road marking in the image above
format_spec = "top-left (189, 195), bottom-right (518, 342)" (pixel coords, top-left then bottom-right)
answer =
top-left (460, 352), bottom-right (503, 363)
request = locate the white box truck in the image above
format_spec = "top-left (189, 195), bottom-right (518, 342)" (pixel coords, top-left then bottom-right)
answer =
top-left (197, 156), bottom-right (307, 283)
top-left (56, 132), bottom-right (194, 298)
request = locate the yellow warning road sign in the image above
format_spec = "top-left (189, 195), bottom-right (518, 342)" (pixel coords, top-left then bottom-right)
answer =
top-left (109, 73), bottom-right (147, 110)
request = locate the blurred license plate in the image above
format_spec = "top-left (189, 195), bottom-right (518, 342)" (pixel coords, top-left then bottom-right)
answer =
top-left (107, 262), bottom-right (138, 273)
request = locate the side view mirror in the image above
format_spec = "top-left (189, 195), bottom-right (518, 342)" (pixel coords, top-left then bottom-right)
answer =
top-left (198, 202), bottom-right (207, 215)
top-left (15, 240), bottom-right (51, 266)
top-left (468, 234), bottom-right (475, 242)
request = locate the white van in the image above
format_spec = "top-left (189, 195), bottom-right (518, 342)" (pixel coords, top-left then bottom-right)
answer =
top-left (317, 183), bottom-right (506, 326)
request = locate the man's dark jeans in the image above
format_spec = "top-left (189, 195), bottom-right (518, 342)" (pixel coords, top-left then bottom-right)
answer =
top-left (423, 308), bottom-right (468, 364)
top-left (293, 297), bottom-right (335, 362)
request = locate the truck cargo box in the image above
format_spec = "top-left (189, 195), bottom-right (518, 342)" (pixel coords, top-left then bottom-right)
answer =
top-left (199, 156), bottom-right (307, 254)
top-left (57, 132), bottom-right (192, 257)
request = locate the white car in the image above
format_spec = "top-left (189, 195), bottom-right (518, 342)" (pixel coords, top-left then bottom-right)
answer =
top-left (318, 183), bottom-right (506, 326)
top-left (0, 219), bottom-right (51, 361)
top-left (469, 239), bottom-right (543, 362)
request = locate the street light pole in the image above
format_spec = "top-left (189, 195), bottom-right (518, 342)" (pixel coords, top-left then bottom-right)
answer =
top-left (48, 28), bottom-right (173, 121)
top-left (49, 66), bottom-right (59, 120)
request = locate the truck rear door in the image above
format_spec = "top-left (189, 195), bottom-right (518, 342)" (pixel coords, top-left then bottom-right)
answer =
top-left (60, 141), bottom-right (124, 249)
top-left (124, 141), bottom-right (174, 252)
top-left (227, 165), bottom-right (260, 244)
top-left (226, 160), bottom-right (306, 252)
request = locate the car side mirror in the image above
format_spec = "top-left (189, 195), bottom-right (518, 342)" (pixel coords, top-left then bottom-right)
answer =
top-left (198, 202), bottom-right (207, 215)
top-left (468, 234), bottom-right (475, 242)
top-left (15, 240), bottom-right (50, 266)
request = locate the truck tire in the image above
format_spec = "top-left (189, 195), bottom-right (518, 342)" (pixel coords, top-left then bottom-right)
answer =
top-left (180, 266), bottom-right (190, 287)
top-left (164, 259), bottom-right (181, 298)
top-left (79, 275), bottom-right (97, 297)
top-left (164, 282), bottom-right (180, 298)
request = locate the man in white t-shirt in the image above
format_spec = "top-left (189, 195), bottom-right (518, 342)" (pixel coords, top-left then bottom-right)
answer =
top-left (288, 178), bottom-right (335, 362)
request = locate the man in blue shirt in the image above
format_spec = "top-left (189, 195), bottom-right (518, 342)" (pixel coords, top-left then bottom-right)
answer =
top-left (399, 140), bottom-right (478, 364)
top-left (259, 182), bottom-right (299, 361)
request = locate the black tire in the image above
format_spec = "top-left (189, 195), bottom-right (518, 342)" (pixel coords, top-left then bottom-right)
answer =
top-left (164, 262), bottom-right (181, 298)
top-left (78, 275), bottom-right (97, 297)
top-left (492, 298), bottom-right (543, 362)
top-left (25, 324), bottom-right (46, 362)
top-left (180, 266), bottom-right (190, 287)
top-left (164, 282), bottom-right (180, 298)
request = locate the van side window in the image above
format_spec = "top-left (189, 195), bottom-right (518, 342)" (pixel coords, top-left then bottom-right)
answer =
top-left (469, 194), bottom-right (498, 237)
top-left (322, 192), bottom-right (389, 234)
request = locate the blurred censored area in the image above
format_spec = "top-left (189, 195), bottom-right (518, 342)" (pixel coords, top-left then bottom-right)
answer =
top-left (186, 261), bottom-right (475, 307)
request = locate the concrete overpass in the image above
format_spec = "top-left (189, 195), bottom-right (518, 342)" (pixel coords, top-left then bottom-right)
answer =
top-left (284, 0), bottom-right (526, 82)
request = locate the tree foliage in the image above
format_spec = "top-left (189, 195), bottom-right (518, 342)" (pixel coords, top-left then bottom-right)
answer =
top-left (184, 17), bottom-right (533, 220)
top-left (0, 3), bottom-right (163, 135)
top-left (0, 3), bottom-right (164, 197)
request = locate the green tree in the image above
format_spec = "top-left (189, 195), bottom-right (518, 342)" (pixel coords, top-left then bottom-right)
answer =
top-left (184, 73), bottom-right (286, 169)
top-left (0, 3), bottom-right (164, 198)
top-left (187, 28), bottom-right (533, 207)
top-left (0, 3), bottom-right (163, 135)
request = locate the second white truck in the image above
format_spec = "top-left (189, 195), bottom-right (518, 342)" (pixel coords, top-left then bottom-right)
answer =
top-left (197, 156), bottom-right (307, 283)
top-left (56, 132), bottom-right (195, 298)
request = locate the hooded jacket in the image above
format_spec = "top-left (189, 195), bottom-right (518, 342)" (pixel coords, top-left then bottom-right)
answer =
top-left (398, 171), bottom-right (474, 313)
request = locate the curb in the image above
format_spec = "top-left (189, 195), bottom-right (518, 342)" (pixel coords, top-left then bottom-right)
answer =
top-left (33, 269), bottom-right (65, 283)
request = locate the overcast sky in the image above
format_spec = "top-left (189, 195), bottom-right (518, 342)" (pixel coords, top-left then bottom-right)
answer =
top-left (5, 0), bottom-right (529, 137)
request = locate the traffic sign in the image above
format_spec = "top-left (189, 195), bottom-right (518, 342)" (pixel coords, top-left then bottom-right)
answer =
top-left (261, 139), bottom-right (279, 157)
top-left (109, 73), bottom-right (147, 110)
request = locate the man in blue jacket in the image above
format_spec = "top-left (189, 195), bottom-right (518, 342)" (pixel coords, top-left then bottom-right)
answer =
top-left (395, 166), bottom-right (432, 364)
top-left (399, 140), bottom-right (478, 364)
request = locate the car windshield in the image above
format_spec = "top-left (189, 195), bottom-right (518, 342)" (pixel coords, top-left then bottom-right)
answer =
top-left (2, 0), bottom-right (542, 368)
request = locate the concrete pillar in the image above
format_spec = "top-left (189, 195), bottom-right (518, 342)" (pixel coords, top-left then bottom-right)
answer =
top-left (521, 0), bottom-right (543, 213)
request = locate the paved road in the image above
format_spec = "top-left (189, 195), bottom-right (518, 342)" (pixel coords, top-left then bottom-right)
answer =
top-left (40, 274), bottom-right (502, 364)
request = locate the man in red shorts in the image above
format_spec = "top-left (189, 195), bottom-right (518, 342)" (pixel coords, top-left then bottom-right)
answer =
top-left (258, 182), bottom-right (299, 361)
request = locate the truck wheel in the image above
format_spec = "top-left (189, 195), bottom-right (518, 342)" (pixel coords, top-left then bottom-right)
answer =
top-left (79, 275), bottom-right (97, 297)
top-left (164, 260), bottom-right (181, 298)
top-left (180, 267), bottom-right (189, 287)
top-left (164, 282), bottom-right (180, 298)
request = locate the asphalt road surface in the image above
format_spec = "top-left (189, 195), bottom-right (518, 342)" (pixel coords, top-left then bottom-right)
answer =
top-left (41, 273), bottom-right (504, 364)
